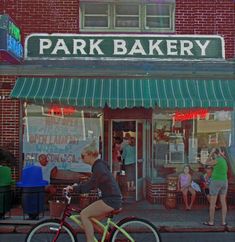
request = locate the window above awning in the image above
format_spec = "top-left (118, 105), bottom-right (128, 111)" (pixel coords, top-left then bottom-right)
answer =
top-left (10, 77), bottom-right (235, 109)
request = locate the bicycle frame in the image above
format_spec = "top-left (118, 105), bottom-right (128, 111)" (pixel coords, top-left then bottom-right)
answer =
top-left (70, 215), bottom-right (134, 242)
top-left (53, 203), bottom-right (134, 242)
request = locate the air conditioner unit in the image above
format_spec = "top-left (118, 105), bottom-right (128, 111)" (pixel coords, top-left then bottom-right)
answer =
top-left (169, 151), bottom-right (184, 163)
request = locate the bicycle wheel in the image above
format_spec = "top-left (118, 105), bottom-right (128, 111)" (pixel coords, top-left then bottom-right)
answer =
top-left (25, 219), bottom-right (77, 242)
top-left (110, 217), bottom-right (161, 242)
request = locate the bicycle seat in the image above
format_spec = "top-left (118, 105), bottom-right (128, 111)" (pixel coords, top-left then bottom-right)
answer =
top-left (106, 208), bottom-right (122, 218)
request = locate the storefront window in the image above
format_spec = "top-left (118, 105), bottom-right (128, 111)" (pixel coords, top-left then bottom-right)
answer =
top-left (22, 104), bottom-right (103, 182)
top-left (151, 109), bottom-right (232, 179)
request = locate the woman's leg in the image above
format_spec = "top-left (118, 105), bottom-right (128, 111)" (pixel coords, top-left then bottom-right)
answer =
top-left (209, 195), bottom-right (217, 224)
top-left (188, 187), bottom-right (196, 209)
top-left (182, 189), bottom-right (189, 209)
top-left (219, 194), bottom-right (227, 225)
top-left (80, 200), bottom-right (113, 242)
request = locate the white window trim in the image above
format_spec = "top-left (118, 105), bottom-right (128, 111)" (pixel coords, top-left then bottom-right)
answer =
top-left (80, 3), bottom-right (111, 30)
top-left (114, 3), bottom-right (141, 29)
top-left (144, 3), bottom-right (175, 32)
top-left (79, 1), bottom-right (175, 32)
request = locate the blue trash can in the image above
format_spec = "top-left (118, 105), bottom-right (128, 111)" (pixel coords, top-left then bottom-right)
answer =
top-left (17, 165), bottom-right (48, 219)
top-left (0, 166), bottom-right (14, 219)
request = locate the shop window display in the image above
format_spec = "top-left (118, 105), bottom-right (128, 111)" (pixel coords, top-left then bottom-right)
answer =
top-left (22, 104), bottom-right (103, 183)
top-left (151, 110), bottom-right (232, 179)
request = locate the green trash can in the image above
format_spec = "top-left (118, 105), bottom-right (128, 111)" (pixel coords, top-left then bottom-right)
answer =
top-left (0, 186), bottom-right (11, 218)
top-left (0, 166), bottom-right (14, 218)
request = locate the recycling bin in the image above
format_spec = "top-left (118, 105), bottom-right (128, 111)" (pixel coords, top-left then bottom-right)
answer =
top-left (0, 166), bottom-right (14, 218)
top-left (17, 165), bottom-right (48, 219)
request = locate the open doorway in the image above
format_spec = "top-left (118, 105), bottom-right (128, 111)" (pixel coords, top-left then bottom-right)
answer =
top-left (112, 120), bottom-right (145, 202)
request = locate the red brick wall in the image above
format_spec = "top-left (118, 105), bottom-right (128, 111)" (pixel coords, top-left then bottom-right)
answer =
top-left (175, 0), bottom-right (235, 59)
top-left (0, 0), bottom-right (79, 41)
top-left (0, 76), bottom-right (20, 179)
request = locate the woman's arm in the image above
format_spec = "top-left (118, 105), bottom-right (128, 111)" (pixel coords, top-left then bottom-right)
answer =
top-left (204, 148), bottom-right (217, 166)
top-left (189, 174), bottom-right (193, 183)
top-left (205, 150), bottom-right (217, 166)
top-left (177, 175), bottom-right (181, 191)
top-left (64, 174), bottom-right (97, 194)
top-left (75, 173), bottom-right (98, 193)
top-left (205, 158), bottom-right (217, 166)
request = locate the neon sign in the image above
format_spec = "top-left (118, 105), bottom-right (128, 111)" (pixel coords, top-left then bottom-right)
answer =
top-left (173, 108), bottom-right (208, 121)
top-left (48, 106), bottom-right (76, 116)
top-left (0, 14), bottom-right (23, 63)
top-left (7, 34), bottom-right (23, 57)
top-left (8, 20), bottom-right (21, 42)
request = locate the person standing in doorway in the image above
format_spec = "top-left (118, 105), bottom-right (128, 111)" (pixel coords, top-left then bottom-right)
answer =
top-left (121, 136), bottom-right (136, 192)
top-left (203, 147), bottom-right (228, 226)
top-left (120, 133), bottom-right (131, 152)
top-left (112, 136), bottom-right (122, 178)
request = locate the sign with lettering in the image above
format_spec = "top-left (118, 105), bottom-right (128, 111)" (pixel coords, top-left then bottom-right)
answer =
top-left (0, 14), bottom-right (23, 63)
top-left (173, 108), bottom-right (208, 121)
top-left (25, 34), bottom-right (224, 60)
top-left (23, 104), bottom-right (102, 181)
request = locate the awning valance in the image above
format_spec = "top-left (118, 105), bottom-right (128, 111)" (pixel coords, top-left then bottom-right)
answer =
top-left (10, 78), bottom-right (235, 109)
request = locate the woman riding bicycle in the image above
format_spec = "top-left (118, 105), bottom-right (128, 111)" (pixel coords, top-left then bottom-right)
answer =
top-left (64, 140), bottom-right (122, 242)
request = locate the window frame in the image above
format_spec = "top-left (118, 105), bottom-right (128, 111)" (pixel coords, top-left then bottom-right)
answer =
top-left (114, 3), bottom-right (141, 30)
top-left (79, 1), bottom-right (175, 32)
top-left (80, 3), bottom-right (111, 30)
top-left (144, 3), bottom-right (174, 32)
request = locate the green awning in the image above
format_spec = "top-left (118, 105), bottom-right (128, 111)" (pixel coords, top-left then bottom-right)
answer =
top-left (10, 77), bottom-right (235, 109)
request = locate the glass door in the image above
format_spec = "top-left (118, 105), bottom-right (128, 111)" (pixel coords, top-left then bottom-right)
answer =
top-left (136, 120), bottom-right (146, 201)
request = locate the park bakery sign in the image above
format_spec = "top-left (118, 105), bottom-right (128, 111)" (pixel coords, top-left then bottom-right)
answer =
top-left (25, 34), bottom-right (224, 60)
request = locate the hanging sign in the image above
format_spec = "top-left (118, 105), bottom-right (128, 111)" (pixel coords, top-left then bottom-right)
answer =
top-left (0, 14), bottom-right (23, 63)
top-left (25, 34), bottom-right (224, 60)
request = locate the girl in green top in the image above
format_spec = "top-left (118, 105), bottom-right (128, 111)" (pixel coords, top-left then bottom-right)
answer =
top-left (203, 147), bottom-right (228, 227)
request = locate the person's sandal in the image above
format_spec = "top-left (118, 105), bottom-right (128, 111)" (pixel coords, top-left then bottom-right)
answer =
top-left (203, 221), bottom-right (214, 226)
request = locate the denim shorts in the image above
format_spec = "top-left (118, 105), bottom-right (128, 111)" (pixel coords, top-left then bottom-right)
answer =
top-left (209, 180), bottom-right (228, 196)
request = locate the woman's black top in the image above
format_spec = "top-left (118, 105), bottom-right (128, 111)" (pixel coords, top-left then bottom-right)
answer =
top-left (75, 159), bottom-right (122, 209)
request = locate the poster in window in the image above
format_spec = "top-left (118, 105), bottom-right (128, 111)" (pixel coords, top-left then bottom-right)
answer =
top-left (23, 106), bottom-right (102, 182)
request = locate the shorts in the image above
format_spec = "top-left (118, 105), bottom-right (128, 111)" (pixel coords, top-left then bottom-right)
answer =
top-left (113, 162), bottom-right (121, 171)
top-left (102, 197), bottom-right (122, 210)
top-left (209, 180), bottom-right (228, 196)
top-left (204, 188), bottom-right (209, 196)
top-left (125, 164), bottom-right (135, 181)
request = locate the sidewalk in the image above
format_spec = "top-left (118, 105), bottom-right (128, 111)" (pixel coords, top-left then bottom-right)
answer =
top-left (0, 201), bottom-right (235, 234)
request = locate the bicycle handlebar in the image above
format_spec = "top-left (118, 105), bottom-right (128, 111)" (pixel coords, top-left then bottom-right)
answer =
top-left (63, 189), bottom-right (72, 204)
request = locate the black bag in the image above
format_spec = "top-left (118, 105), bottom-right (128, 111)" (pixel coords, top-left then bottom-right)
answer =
top-left (121, 159), bottom-right (125, 170)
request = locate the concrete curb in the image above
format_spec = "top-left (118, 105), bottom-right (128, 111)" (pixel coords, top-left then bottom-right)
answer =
top-left (0, 225), bottom-right (15, 233)
top-left (158, 226), bottom-right (227, 233)
top-left (0, 221), bottom-right (234, 234)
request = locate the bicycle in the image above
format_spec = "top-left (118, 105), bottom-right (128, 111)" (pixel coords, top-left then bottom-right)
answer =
top-left (25, 191), bottom-right (161, 242)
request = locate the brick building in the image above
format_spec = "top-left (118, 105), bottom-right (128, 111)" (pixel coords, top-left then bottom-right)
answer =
top-left (0, 0), bottom-right (235, 205)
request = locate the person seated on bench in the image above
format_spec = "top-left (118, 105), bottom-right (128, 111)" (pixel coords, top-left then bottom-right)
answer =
top-left (177, 165), bottom-right (196, 210)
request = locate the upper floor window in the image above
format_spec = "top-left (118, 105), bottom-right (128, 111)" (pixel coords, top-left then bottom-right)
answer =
top-left (83, 3), bottom-right (109, 28)
top-left (79, 0), bottom-right (175, 32)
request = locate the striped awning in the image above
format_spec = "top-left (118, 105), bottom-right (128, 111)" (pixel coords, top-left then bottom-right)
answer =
top-left (10, 77), bottom-right (235, 109)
